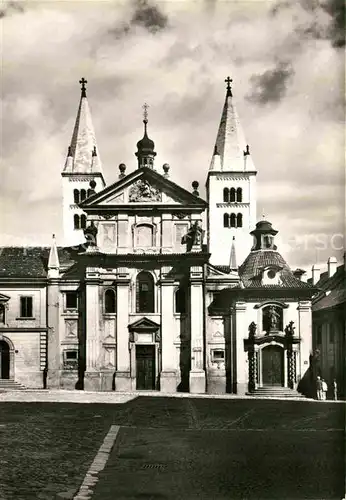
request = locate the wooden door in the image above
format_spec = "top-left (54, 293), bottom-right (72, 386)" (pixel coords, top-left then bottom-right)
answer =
top-left (136, 345), bottom-right (155, 390)
top-left (0, 341), bottom-right (10, 379)
top-left (262, 346), bottom-right (284, 386)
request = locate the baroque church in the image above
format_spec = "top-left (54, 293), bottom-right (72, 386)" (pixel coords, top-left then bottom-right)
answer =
top-left (0, 78), bottom-right (317, 395)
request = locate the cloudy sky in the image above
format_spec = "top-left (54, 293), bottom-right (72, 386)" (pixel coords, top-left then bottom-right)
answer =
top-left (1, 0), bottom-right (344, 272)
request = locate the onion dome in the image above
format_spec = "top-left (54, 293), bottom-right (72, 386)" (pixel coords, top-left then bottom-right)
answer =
top-left (135, 103), bottom-right (156, 169)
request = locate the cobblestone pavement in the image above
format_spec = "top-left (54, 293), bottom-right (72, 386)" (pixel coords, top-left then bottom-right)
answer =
top-left (0, 398), bottom-right (344, 499)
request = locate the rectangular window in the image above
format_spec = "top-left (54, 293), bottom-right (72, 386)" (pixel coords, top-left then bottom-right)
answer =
top-left (212, 350), bottom-right (225, 362)
top-left (65, 350), bottom-right (78, 360)
top-left (65, 291), bottom-right (78, 310)
top-left (20, 296), bottom-right (33, 318)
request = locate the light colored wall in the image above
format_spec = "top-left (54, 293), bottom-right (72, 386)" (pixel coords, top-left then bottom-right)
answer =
top-left (207, 172), bottom-right (256, 266)
top-left (0, 287), bottom-right (46, 328)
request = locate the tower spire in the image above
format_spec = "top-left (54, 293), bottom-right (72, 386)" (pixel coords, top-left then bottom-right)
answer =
top-left (63, 78), bottom-right (105, 178)
top-left (210, 77), bottom-right (256, 172)
top-left (229, 236), bottom-right (237, 270)
top-left (48, 234), bottom-right (60, 278)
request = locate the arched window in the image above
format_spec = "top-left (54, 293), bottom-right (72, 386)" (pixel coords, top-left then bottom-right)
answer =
top-left (73, 189), bottom-right (80, 204)
top-left (175, 287), bottom-right (186, 314)
top-left (0, 304), bottom-right (5, 324)
top-left (74, 214), bottom-right (80, 230)
top-left (230, 213), bottom-right (236, 228)
top-left (105, 289), bottom-right (116, 314)
top-left (80, 189), bottom-right (87, 202)
top-left (223, 188), bottom-right (229, 202)
top-left (136, 272), bottom-right (155, 313)
top-left (237, 213), bottom-right (243, 228)
top-left (230, 188), bottom-right (236, 202)
top-left (80, 214), bottom-right (87, 229)
top-left (236, 188), bottom-right (242, 202)
top-left (223, 213), bottom-right (230, 228)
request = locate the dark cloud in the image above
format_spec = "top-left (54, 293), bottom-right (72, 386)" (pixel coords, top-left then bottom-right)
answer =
top-left (321, 0), bottom-right (345, 48)
top-left (130, 0), bottom-right (168, 33)
top-left (246, 61), bottom-right (294, 105)
top-left (0, 1), bottom-right (24, 18)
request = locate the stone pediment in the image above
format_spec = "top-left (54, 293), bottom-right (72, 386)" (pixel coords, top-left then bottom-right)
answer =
top-left (79, 167), bottom-right (207, 210)
top-left (0, 294), bottom-right (10, 302)
top-left (128, 317), bottom-right (160, 332)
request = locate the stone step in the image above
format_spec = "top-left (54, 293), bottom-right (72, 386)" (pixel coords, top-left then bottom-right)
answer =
top-left (248, 386), bottom-right (304, 398)
top-left (0, 380), bottom-right (26, 391)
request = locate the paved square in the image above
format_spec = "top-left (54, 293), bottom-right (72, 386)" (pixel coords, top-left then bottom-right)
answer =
top-left (0, 397), bottom-right (344, 499)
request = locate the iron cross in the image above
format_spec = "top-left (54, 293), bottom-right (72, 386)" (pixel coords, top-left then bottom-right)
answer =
top-left (79, 77), bottom-right (87, 96)
top-left (143, 102), bottom-right (149, 121)
top-left (225, 76), bottom-right (233, 92)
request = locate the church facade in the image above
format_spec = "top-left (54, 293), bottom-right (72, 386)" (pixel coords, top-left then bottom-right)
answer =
top-left (0, 78), bottom-right (317, 394)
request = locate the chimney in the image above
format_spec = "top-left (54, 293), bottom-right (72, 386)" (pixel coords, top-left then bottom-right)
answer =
top-left (327, 256), bottom-right (337, 278)
top-left (293, 268), bottom-right (306, 282)
top-left (312, 264), bottom-right (320, 285)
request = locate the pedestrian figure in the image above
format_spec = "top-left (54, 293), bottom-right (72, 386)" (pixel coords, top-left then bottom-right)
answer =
top-left (333, 379), bottom-right (338, 401)
top-left (322, 379), bottom-right (328, 401)
top-left (316, 376), bottom-right (323, 400)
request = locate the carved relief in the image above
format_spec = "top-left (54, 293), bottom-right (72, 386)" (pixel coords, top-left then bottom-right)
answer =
top-left (129, 180), bottom-right (162, 202)
top-left (65, 320), bottom-right (77, 338)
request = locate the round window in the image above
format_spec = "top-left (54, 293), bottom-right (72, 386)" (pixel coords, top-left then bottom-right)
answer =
top-left (267, 269), bottom-right (276, 279)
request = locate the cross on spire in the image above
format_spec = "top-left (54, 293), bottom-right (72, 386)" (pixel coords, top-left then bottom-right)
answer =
top-left (142, 102), bottom-right (149, 123)
top-left (79, 77), bottom-right (87, 97)
top-left (225, 76), bottom-right (233, 95)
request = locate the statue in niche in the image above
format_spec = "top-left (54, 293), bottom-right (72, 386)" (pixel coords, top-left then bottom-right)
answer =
top-left (248, 321), bottom-right (257, 338)
top-left (285, 321), bottom-right (295, 338)
top-left (264, 305), bottom-right (282, 333)
top-left (129, 180), bottom-right (162, 202)
top-left (0, 304), bottom-right (5, 324)
top-left (84, 221), bottom-right (98, 247)
top-left (181, 221), bottom-right (204, 251)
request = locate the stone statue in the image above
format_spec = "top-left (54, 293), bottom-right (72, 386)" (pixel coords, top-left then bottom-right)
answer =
top-left (129, 180), bottom-right (162, 202)
top-left (248, 321), bottom-right (257, 338)
top-left (285, 321), bottom-right (295, 337)
top-left (267, 305), bottom-right (281, 331)
top-left (182, 221), bottom-right (204, 251)
top-left (84, 221), bottom-right (98, 246)
top-left (0, 305), bottom-right (5, 324)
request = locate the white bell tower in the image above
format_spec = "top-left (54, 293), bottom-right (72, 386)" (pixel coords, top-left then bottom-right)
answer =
top-left (206, 77), bottom-right (257, 267)
top-left (61, 78), bottom-right (106, 247)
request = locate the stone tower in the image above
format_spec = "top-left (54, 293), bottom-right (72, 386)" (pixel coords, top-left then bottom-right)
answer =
top-left (61, 78), bottom-right (106, 246)
top-left (206, 77), bottom-right (257, 267)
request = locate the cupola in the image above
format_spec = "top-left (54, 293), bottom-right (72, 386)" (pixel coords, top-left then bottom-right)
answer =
top-left (135, 103), bottom-right (156, 169)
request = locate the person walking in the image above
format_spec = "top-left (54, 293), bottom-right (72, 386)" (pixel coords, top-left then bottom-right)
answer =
top-left (333, 379), bottom-right (338, 401)
top-left (322, 379), bottom-right (328, 401)
top-left (316, 376), bottom-right (323, 400)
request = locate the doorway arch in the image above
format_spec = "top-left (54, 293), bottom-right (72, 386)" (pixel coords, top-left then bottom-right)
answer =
top-left (261, 345), bottom-right (284, 386)
top-left (0, 340), bottom-right (10, 379)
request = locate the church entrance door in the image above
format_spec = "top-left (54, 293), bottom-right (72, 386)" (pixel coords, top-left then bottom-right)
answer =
top-left (136, 345), bottom-right (155, 390)
top-left (0, 340), bottom-right (10, 379)
top-left (262, 346), bottom-right (284, 386)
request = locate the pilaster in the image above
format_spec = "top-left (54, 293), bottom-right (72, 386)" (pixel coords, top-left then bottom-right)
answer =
top-left (47, 278), bottom-right (61, 388)
top-left (235, 301), bottom-right (247, 395)
top-left (84, 268), bottom-right (102, 391)
top-left (115, 267), bottom-right (132, 391)
top-left (160, 270), bottom-right (177, 392)
top-left (189, 266), bottom-right (206, 393)
top-left (297, 300), bottom-right (312, 382)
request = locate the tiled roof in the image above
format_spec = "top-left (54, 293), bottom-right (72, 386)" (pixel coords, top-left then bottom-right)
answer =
top-left (312, 265), bottom-right (345, 311)
top-left (0, 247), bottom-right (78, 278)
top-left (238, 250), bottom-right (314, 289)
